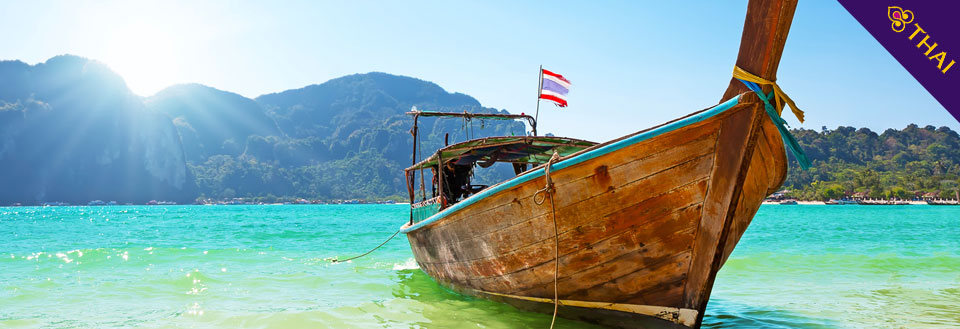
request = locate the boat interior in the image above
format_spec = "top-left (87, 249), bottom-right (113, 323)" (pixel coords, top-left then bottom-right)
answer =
top-left (405, 124), bottom-right (596, 223)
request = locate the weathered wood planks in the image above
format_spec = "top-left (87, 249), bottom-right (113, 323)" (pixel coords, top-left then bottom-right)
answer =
top-left (408, 101), bottom-right (750, 299)
top-left (407, 97), bottom-right (785, 328)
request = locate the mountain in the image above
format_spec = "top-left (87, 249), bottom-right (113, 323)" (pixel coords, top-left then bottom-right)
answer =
top-left (146, 84), bottom-right (282, 163)
top-left (188, 72), bottom-right (525, 200)
top-left (7, 55), bottom-right (952, 205)
top-left (0, 56), bottom-right (526, 204)
top-left (254, 72), bottom-right (523, 167)
top-left (0, 55), bottom-right (194, 204)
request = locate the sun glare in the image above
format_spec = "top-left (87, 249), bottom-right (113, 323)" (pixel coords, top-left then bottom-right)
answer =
top-left (103, 23), bottom-right (181, 96)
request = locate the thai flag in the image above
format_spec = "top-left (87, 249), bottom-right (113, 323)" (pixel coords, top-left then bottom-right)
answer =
top-left (539, 69), bottom-right (570, 107)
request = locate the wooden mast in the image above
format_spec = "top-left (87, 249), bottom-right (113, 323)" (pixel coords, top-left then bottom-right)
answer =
top-left (721, 0), bottom-right (798, 101)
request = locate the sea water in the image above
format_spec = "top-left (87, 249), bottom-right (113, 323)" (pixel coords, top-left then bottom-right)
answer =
top-left (0, 205), bottom-right (956, 328)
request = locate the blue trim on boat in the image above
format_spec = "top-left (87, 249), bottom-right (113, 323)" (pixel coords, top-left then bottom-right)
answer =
top-left (400, 95), bottom-right (743, 234)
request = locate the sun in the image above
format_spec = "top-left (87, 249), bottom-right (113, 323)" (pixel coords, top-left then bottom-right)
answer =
top-left (103, 23), bottom-right (181, 96)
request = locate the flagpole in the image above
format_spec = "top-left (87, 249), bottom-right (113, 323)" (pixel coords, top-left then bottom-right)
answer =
top-left (533, 65), bottom-right (542, 136)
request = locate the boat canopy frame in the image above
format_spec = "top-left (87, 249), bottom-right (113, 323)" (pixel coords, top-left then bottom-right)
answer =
top-left (405, 108), bottom-right (596, 223)
top-left (405, 136), bottom-right (597, 172)
top-left (405, 108), bottom-right (595, 171)
top-left (407, 109), bottom-right (539, 136)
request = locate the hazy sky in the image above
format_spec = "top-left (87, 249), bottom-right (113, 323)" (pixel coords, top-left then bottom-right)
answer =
top-left (1, 1), bottom-right (956, 141)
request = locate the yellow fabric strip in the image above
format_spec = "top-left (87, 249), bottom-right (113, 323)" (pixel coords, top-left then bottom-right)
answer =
top-left (732, 66), bottom-right (805, 123)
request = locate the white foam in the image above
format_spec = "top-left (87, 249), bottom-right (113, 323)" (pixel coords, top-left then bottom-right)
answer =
top-left (392, 258), bottom-right (420, 270)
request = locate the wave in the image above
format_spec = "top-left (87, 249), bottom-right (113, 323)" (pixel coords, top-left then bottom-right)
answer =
top-left (392, 258), bottom-right (419, 270)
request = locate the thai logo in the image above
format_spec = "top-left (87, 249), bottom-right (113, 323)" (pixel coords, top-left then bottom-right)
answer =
top-left (887, 6), bottom-right (954, 74)
top-left (887, 6), bottom-right (913, 32)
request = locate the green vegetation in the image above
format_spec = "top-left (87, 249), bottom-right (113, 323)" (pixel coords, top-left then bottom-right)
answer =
top-left (0, 56), bottom-right (524, 204)
top-left (784, 125), bottom-right (960, 200)
top-left (180, 73), bottom-right (524, 202)
top-left (3, 55), bottom-right (959, 204)
top-left (0, 55), bottom-right (197, 204)
top-left (190, 123), bottom-right (960, 203)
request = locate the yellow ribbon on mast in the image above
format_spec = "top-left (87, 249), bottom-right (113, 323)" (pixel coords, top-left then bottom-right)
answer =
top-left (733, 66), bottom-right (805, 123)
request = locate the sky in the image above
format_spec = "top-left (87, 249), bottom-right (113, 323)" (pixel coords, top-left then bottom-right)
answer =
top-left (1, 0), bottom-right (956, 141)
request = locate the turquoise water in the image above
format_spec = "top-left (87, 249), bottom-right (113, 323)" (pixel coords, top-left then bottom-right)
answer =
top-left (0, 205), bottom-right (957, 328)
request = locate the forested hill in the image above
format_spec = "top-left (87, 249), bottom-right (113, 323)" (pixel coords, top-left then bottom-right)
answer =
top-left (784, 125), bottom-right (960, 200)
top-left (0, 56), bottom-right (524, 204)
top-left (0, 55), bottom-right (194, 204)
top-left (1, 55), bottom-right (958, 205)
top-left (179, 72), bottom-right (524, 201)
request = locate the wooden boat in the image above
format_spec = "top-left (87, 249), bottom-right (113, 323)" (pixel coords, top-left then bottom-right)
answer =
top-left (926, 200), bottom-right (960, 205)
top-left (859, 199), bottom-right (910, 206)
top-left (825, 199), bottom-right (860, 205)
top-left (400, 0), bottom-right (804, 328)
top-left (927, 191), bottom-right (960, 205)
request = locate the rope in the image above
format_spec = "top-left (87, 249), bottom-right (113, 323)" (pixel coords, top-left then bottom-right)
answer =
top-left (533, 153), bottom-right (558, 206)
top-left (736, 79), bottom-right (812, 170)
top-left (732, 66), bottom-right (805, 123)
top-left (533, 152), bottom-right (561, 329)
top-left (331, 229), bottom-right (400, 263)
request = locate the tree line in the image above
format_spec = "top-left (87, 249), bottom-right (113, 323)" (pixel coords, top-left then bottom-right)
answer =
top-left (783, 124), bottom-right (960, 200)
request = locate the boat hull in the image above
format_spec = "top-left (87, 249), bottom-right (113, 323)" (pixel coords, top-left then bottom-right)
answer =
top-left (402, 93), bottom-right (787, 328)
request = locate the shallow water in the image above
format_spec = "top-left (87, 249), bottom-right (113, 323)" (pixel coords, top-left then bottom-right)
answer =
top-left (0, 205), bottom-right (957, 328)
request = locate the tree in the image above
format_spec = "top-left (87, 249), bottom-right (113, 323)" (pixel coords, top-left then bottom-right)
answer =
top-left (887, 187), bottom-right (908, 200)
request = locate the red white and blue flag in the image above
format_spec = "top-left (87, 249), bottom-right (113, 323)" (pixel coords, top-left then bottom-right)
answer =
top-left (539, 69), bottom-right (570, 107)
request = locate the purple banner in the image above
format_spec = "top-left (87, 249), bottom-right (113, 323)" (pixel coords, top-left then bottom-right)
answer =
top-left (838, 1), bottom-right (960, 123)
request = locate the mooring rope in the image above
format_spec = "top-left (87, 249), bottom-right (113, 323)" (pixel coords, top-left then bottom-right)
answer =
top-left (533, 152), bottom-right (561, 329)
top-left (331, 229), bottom-right (401, 263)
